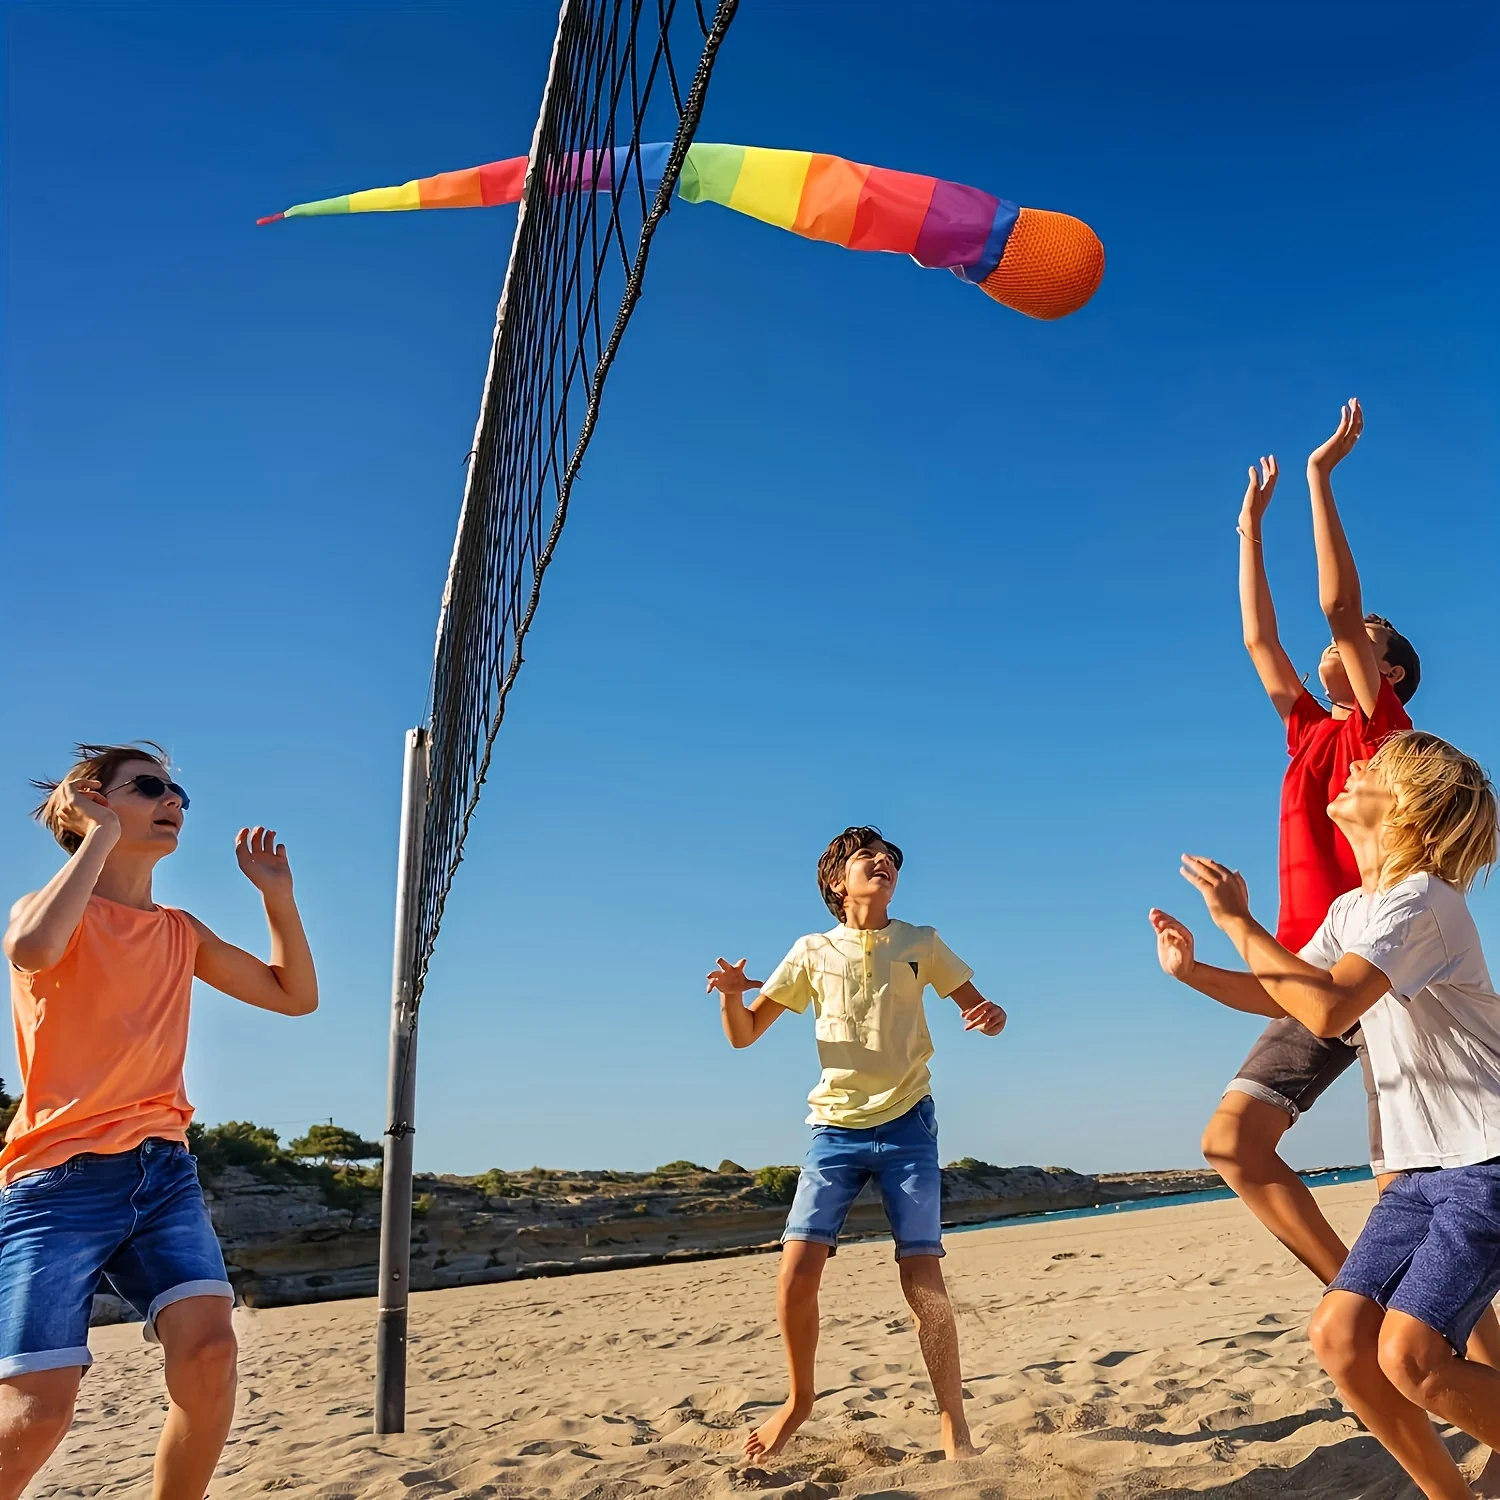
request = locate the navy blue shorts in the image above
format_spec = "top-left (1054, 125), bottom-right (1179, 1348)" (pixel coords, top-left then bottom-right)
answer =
top-left (783, 1096), bottom-right (943, 1260)
top-left (0, 1139), bottom-right (232, 1378)
top-left (1330, 1162), bottom-right (1500, 1351)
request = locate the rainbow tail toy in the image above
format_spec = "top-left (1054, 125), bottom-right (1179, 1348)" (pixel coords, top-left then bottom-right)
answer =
top-left (259, 142), bottom-right (1104, 320)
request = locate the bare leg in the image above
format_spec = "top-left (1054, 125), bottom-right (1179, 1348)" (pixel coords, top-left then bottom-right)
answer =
top-left (745, 1242), bottom-right (828, 1462)
top-left (0, 1368), bottom-right (81, 1500)
top-left (1381, 1311), bottom-right (1500, 1447)
top-left (898, 1255), bottom-right (975, 1459)
top-left (1202, 1093), bottom-right (1350, 1284)
top-left (152, 1296), bottom-right (237, 1500)
top-left (1309, 1292), bottom-right (1472, 1499)
top-left (1456, 1309), bottom-right (1500, 1494)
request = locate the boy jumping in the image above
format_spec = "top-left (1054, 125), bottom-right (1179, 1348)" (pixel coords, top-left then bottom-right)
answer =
top-left (0, 743), bottom-right (318, 1500)
top-left (1204, 399), bottom-right (1421, 1281)
top-left (1154, 731), bottom-right (1500, 1500)
top-left (707, 826), bottom-right (1005, 1463)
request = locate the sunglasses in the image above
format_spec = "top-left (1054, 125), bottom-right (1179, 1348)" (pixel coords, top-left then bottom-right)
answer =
top-left (105, 774), bottom-right (191, 811)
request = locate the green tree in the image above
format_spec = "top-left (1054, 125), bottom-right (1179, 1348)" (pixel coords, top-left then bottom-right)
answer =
top-left (289, 1123), bottom-right (382, 1167)
top-left (187, 1120), bottom-right (284, 1171)
top-left (0, 1079), bottom-right (16, 1139)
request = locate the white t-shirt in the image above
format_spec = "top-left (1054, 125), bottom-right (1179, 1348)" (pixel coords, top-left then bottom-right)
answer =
top-left (1303, 873), bottom-right (1500, 1173)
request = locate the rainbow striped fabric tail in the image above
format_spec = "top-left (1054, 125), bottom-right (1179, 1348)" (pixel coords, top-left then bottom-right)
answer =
top-left (259, 142), bottom-right (1104, 318)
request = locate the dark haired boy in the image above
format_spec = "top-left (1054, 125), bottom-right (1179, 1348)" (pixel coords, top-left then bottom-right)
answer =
top-left (0, 743), bottom-right (317, 1500)
top-left (707, 826), bottom-right (1005, 1462)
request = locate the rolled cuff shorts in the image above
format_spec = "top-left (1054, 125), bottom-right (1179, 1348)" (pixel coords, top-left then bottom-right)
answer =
top-left (1223, 1015), bottom-right (1378, 1157)
top-left (783, 1095), bottom-right (944, 1260)
top-left (0, 1138), bottom-right (233, 1379)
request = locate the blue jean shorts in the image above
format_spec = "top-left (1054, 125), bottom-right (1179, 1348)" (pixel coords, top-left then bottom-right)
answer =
top-left (1329, 1161), bottom-right (1500, 1352)
top-left (0, 1138), bottom-right (232, 1379)
top-left (783, 1096), bottom-right (943, 1260)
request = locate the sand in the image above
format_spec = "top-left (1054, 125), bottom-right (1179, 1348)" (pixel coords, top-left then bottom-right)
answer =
top-left (37, 1182), bottom-right (1492, 1498)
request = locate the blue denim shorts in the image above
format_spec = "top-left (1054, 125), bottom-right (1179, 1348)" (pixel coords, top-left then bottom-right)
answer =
top-left (1329, 1161), bottom-right (1500, 1352)
top-left (783, 1096), bottom-right (943, 1260)
top-left (0, 1138), bottom-right (232, 1378)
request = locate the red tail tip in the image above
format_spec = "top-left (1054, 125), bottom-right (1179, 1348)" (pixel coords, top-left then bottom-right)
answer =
top-left (255, 213), bottom-right (284, 226)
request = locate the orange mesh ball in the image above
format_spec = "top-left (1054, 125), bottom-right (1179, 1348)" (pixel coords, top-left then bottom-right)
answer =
top-left (979, 207), bottom-right (1104, 320)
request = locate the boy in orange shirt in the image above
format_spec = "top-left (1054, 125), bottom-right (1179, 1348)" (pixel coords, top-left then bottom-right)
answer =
top-left (0, 743), bottom-right (318, 1500)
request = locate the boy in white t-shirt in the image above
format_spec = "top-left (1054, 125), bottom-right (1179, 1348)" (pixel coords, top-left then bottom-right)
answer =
top-left (1151, 731), bottom-right (1500, 1500)
top-left (707, 826), bottom-right (1006, 1464)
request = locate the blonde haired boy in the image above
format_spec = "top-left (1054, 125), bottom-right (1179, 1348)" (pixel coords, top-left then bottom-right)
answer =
top-left (1153, 732), bottom-right (1500, 1500)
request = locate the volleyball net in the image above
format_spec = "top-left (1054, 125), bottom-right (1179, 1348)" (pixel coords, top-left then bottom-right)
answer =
top-left (412, 0), bottom-right (738, 1013)
top-left (375, 0), bottom-right (738, 1434)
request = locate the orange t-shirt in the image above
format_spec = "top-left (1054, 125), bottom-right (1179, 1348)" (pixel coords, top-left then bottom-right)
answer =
top-left (2, 895), bottom-right (199, 1185)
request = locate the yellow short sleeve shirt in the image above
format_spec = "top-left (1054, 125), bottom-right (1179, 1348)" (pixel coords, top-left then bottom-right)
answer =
top-left (760, 919), bottom-right (973, 1128)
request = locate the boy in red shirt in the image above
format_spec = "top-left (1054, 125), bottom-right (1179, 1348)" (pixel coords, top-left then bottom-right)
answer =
top-left (1200, 403), bottom-right (1500, 1377)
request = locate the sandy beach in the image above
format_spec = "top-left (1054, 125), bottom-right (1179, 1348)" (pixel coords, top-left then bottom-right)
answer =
top-left (40, 1182), bottom-right (1487, 1498)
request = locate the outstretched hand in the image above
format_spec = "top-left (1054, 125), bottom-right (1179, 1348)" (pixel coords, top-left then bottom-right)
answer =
top-left (235, 827), bottom-right (294, 898)
top-left (1179, 854), bottom-right (1252, 929)
top-left (1240, 456), bottom-right (1278, 526)
top-left (1309, 397), bottom-right (1363, 473)
top-left (1149, 908), bottom-right (1196, 981)
top-left (961, 998), bottom-right (1007, 1036)
top-left (706, 957), bottom-right (764, 1000)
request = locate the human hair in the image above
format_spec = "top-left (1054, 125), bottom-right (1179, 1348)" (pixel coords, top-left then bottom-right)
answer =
top-left (31, 742), bottom-right (171, 854)
top-left (1367, 613), bottom-right (1420, 704)
top-left (816, 826), bottom-right (904, 921)
top-left (1370, 730), bottom-right (1496, 892)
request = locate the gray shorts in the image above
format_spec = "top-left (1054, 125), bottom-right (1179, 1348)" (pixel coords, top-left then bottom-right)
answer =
top-left (1224, 1015), bottom-right (1380, 1159)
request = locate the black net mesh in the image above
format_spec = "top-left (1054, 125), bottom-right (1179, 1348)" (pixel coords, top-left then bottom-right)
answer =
top-left (408, 0), bottom-right (738, 1015)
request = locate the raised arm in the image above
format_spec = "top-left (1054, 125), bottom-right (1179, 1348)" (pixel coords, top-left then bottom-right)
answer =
top-left (707, 957), bottom-right (785, 1048)
top-left (1177, 856), bottom-right (1390, 1037)
top-left (3, 780), bottom-right (119, 972)
top-left (1308, 398), bottom-right (1383, 717)
top-left (189, 828), bottom-right (317, 1016)
top-left (1237, 458), bottom-right (1303, 721)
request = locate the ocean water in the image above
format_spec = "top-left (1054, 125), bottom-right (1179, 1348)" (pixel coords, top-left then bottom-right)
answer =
top-left (949, 1166), bottom-right (1375, 1238)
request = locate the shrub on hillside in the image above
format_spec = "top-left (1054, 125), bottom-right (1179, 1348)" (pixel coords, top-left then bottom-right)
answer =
top-left (654, 1160), bottom-right (708, 1176)
top-left (754, 1165), bottom-right (800, 1203)
top-left (474, 1168), bottom-right (526, 1199)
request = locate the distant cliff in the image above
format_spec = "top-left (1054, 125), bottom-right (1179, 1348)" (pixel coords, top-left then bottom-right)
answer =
top-left (95, 1157), bottom-right (1227, 1321)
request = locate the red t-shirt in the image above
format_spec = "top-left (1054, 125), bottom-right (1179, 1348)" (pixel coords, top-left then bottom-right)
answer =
top-left (1277, 678), bottom-right (1412, 951)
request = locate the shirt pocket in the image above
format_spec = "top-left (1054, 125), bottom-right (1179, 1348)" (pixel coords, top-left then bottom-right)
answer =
top-left (811, 960), bottom-right (859, 1043)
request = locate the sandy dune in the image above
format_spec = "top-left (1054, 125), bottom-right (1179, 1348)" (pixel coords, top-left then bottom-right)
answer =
top-left (39, 1182), bottom-right (1490, 1498)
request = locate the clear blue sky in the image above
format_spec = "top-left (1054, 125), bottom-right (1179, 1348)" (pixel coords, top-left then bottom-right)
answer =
top-left (4, 2), bottom-right (1497, 1176)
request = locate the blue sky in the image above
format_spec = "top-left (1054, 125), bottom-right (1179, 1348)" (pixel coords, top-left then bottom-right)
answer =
top-left (4, 2), bottom-right (1497, 1176)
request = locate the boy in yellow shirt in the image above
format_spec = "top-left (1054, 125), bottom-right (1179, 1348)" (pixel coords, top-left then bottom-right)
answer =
top-left (708, 826), bottom-right (1006, 1463)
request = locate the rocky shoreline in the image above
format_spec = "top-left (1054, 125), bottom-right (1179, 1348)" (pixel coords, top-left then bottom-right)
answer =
top-left (90, 1157), bottom-right (1273, 1323)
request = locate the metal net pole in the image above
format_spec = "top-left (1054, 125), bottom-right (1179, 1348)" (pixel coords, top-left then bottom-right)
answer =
top-left (371, 0), bottom-right (738, 1434)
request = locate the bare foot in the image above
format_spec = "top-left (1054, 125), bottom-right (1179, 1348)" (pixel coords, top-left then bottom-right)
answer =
top-left (1472, 1447), bottom-right (1500, 1497)
top-left (940, 1413), bottom-right (979, 1460)
top-left (744, 1397), bottom-right (813, 1461)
